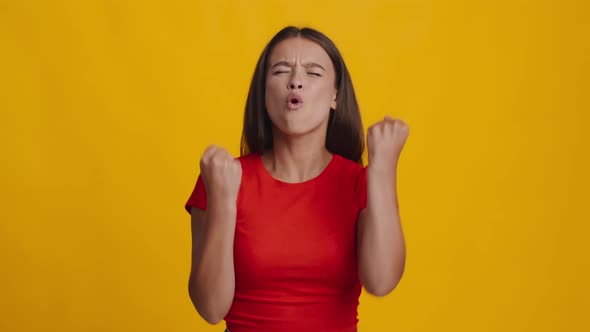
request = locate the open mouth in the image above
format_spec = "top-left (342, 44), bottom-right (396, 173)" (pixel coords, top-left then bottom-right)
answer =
top-left (287, 93), bottom-right (304, 110)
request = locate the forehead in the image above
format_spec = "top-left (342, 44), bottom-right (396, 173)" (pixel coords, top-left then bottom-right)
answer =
top-left (268, 37), bottom-right (332, 67)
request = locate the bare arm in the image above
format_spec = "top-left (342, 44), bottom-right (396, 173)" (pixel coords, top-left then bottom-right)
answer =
top-left (188, 204), bottom-right (236, 324)
top-left (188, 145), bottom-right (241, 324)
top-left (357, 164), bottom-right (406, 296)
top-left (357, 116), bottom-right (409, 297)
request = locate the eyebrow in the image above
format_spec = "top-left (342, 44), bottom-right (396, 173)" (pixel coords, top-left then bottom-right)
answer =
top-left (270, 61), bottom-right (326, 71)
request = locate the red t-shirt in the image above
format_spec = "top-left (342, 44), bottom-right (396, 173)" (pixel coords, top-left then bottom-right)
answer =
top-left (185, 153), bottom-right (367, 332)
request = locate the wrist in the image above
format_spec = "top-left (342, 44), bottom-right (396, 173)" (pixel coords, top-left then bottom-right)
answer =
top-left (208, 194), bottom-right (238, 213)
top-left (367, 160), bottom-right (398, 175)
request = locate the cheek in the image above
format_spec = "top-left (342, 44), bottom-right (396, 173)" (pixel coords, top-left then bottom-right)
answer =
top-left (265, 79), bottom-right (283, 104)
top-left (311, 83), bottom-right (336, 105)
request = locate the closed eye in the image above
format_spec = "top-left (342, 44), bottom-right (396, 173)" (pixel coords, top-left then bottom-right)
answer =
top-left (273, 70), bottom-right (290, 75)
top-left (308, 72), bottom-right (322, 77)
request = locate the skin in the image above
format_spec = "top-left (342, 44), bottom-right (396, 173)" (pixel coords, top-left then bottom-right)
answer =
top-left (188, 36), bottom-right (409, 325)
top-left (359, 115), bottom-right (409, 296)
top-left (262, 37), bottom-right (338, 182)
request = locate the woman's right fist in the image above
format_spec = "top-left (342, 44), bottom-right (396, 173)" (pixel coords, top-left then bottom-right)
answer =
top-left (199, 145), bottom-right (242, 203)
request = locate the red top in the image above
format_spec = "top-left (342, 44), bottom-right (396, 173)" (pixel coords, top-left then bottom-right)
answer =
top-left (185, 153), bottom-right (367, 332)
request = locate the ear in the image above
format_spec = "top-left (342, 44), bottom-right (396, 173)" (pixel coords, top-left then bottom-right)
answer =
top-left (330, 90), bottom-right (338, 110)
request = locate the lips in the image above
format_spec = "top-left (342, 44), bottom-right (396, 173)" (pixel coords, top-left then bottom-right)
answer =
top-left (287, 92), bottom-right (304, 111)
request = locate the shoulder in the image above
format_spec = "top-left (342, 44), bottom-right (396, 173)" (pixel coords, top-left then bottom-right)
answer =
top-left (236, 153), bottom-right (259, 166)
top-left (328, 153), bottom-right (367, 193)
top-left (332, 153), bottom-right (366, 177)
top-left (236, 153), bottom-right (261, 178)
top-left (328, 154), bottom-right (367, 211)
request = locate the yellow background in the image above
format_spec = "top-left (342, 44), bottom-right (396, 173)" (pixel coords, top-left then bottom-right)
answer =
top-left (1, 0), bottom-right (588, 331)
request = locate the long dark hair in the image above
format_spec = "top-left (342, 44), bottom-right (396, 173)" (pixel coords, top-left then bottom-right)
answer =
top-left (240, 26), bottom-right (365, 165)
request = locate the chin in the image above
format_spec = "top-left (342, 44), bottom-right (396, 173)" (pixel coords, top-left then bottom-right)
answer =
top-left (274, 125), bottom-right (311, 137)
top-left (276, 120), bottom-right (329, 138)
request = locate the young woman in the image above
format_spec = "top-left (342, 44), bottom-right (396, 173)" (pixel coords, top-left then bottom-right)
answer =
top-left (185, 26), bottom-right (409, 332)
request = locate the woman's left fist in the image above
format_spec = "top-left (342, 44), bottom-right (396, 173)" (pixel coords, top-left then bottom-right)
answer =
top-left (367, 115), bottom-right (409, 169)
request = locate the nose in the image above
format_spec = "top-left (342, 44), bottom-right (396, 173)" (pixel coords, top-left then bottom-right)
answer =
top-left (288, 77), bottom-right (303, 90)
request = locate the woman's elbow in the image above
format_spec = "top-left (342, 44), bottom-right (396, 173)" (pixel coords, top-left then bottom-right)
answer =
top-left (188, 283), bottom-right (227, 325)
top-left (364, 282), bottom-right (396, 297)
top-left (362, 268), bottom-right (405, 297)
top-left (188, 292), bottom-right (226, 324)
top-left (198, 309), bottom-right (225, 325)
top-left (363, 277), bottom-right (402, 297)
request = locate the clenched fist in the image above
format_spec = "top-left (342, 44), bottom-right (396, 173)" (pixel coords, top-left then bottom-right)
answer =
top-left (367, 116), bottom-right (409, 170)
top-left (200, 145), bottom-right (242, 203)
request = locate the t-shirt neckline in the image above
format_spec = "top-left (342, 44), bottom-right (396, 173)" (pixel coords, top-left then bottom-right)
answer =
top-left (255, 153), bottom-right (339, 186)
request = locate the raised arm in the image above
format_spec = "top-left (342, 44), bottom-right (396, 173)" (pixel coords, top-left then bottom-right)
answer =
top-left (188, 146), bottom-right (241, 324)
top-left (357, 116), bottom-right (409, 296)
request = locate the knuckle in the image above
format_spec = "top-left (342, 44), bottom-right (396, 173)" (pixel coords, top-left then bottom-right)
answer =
top-left (211, 154), bottom-right (225, 166)
top-left (205, 144), bottom-right (217, 153)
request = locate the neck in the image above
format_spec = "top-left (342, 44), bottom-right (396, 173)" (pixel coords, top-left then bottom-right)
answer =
top-left (263, 130), bottom-right (332, 183)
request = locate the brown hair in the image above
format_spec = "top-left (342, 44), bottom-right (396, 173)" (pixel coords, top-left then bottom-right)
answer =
top-left (240, 26), bottom-right (365, 165)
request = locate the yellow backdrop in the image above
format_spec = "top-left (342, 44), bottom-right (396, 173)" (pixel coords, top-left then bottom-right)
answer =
top-left (1, 0), bottom-right (588, 331)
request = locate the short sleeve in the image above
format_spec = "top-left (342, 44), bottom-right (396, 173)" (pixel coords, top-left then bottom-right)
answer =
top-left (357, 167), bottom-right (367, 213)
top-left (185, 174), bottom-right (207, 214)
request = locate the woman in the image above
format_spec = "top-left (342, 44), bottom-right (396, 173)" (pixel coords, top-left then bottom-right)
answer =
top-left (185, 26), bottom-right (409, 332)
